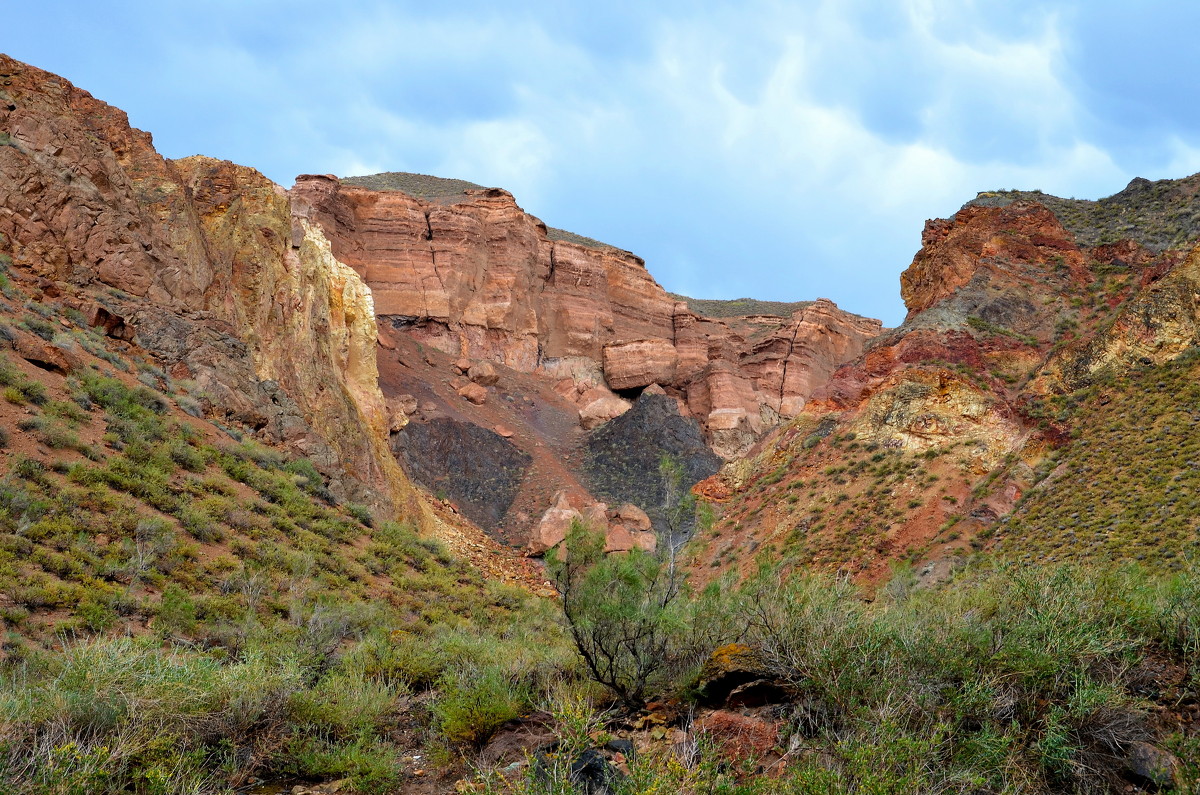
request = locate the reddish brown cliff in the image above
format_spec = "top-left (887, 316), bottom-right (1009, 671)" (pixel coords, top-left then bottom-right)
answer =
top-left (688, 198), bottom-right (1192, 585)
top-left (0, 54), bottom-right (423, 519)
top-left (291, 174), bottom-right (882, 459)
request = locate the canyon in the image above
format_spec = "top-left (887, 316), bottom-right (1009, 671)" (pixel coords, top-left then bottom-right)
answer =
top-left (1, 54), bottom-right (1199, 794)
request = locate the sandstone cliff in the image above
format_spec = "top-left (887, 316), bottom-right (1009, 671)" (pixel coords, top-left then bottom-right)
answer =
top-left (0, 54), bottom-right (422, 519)
top-left (291, 172), bottom-right (881, 460)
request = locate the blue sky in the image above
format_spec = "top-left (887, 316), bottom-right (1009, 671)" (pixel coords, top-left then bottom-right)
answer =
top-left (8, 1), bottom-right (1200, 325)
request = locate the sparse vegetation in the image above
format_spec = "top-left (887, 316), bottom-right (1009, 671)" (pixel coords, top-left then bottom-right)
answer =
top-left (1001, 349), bottom-right (1200, 567)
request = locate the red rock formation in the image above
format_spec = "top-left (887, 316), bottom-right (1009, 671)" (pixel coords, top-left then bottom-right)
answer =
top-left (0, 55), bottom-right (423, 519)
top-left (292, 175), bottom-right (881, 457)
top-left (526, 492), bottom-right (656, 556)
top-left (689, 198), bottom-right (1148, 586)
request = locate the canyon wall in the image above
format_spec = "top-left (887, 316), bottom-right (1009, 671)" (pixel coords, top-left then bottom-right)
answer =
top-left (0, 54), bottom-right (422, 519)
top-left (291, 174), bottom-right (882, 458)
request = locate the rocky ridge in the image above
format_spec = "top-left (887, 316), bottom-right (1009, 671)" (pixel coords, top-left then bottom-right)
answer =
top-left (0, 53), bottom-right (423, 521)
top-left (690, 186), bottom-right (1200, 584)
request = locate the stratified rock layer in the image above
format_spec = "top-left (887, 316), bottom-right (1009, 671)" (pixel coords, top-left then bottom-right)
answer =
top-left (0, 54), bottom-right (422, 519)
top-left (291, 175), bottom-right (881, 459)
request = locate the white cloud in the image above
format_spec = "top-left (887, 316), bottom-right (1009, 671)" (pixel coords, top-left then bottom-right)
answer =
top-left (39, 0), bottom-right (1195, 324)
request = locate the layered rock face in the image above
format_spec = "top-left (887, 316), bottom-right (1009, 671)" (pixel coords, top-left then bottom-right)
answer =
top-left (291, 174), bottom-right (881, 458)
top-left (0, 55), bottom-right (421, 518)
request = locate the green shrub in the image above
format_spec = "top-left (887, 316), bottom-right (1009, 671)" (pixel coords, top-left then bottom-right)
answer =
top-left (156, 585), bottom-right (197, 634)
top-left (432, 664), bottom-right (531, 746)
top-left (547, 522), bottom-right (711, 710)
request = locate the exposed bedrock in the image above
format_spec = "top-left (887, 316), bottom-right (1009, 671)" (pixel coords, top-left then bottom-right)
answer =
top-left (583, 392), bottom-right (722, 539)
top-left (0, 54), bottom-right (422, 518)
top-left (291, 174), bottom-right (881, 458)
top-left (392, 417), bottom-right (532, 530)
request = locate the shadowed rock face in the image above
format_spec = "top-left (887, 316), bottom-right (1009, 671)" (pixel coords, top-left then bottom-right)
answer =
top-left (584, 393), bottom-right (722, 539)
top-left (0, 54), bottom-right (422, 518)
top-left (393, 418), bottom-right (532, 529)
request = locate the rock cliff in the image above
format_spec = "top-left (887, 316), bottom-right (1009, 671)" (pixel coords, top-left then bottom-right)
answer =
top-left (291, 172), bottom-right (881, 461)
top-left (283, 171), bottom-right (881, 544)
top-left (0, 54), bottom-right (422, 519)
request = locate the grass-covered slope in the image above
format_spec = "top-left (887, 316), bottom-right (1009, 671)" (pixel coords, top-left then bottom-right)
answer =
top-left (341, 171), bottom-right (486, 202)
top-left (0, 261), bottom-right (573, 794)
top-left (997, 349), bottom-right (1200, 568)
top-left (504, 527), bottom-right (1200, 795)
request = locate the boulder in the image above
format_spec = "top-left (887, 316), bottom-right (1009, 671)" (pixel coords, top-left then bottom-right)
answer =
top-left (605, 503), bottom-right (657, 553)
top-left (696, 644), bottom-right (786, 707)
top-left (528, 493), bottom-right (581, 555)
top-left (579, 395), bottom-right (633, 430)
top-left (479, 711), bottom-right (556, 767)
top-left (612, 504), bottom-right (652, 531)
top-left (7, 328), bottom-right (78, 373)
top-left (582, 503), bottom-right (609, 532)
top-left (457, 382), bottom-right (488, 405)
top-left (567, 748), bottom-right (623, 795)
top-left (76, 300), bottom-right (133, 340)
top-left (1125, 741), bottom-right (1180, 789)
top-left (604, 524), bottom-right (657, 554)
top-left (602, 338), bottom-right (679, 390)
top-left (695, 710), bottom-right (780, 766)
top-left (553, 378), bottom-right (580, 400)
top-left (469, 360), bottom-right (500, 386)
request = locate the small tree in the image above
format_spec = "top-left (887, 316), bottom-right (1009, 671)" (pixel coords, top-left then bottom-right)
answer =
top-left (546, 520), bottom-right (688, 711)
top-left (659, 453), bottom-right (697, 542)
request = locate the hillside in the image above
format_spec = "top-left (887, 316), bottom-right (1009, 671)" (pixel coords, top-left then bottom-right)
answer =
top-left (969, 173), bottom-right (1200, 252)
top-left (687, 181), bottom-right (1200, 588)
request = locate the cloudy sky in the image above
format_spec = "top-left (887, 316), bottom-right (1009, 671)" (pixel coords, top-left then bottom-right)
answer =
top-left (8, 1), bottom-right (1200, 324)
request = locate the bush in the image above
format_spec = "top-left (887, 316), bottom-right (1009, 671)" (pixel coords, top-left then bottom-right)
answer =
top-left (547, 522), bottom-right (707, 710)
top-left (432, 664), bottom-right (531, 746)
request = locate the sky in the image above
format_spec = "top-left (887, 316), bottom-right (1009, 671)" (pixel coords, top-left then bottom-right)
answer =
top-left (7, 1), bottom-right (1200, 326)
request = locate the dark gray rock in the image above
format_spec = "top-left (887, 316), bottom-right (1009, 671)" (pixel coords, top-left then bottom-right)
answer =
top-left (1126, 741), bottom-right (1180, 789)
top-left (393, 417), bottom-right (531, 529)
top-left (583, 392), bottom-right (721, 541)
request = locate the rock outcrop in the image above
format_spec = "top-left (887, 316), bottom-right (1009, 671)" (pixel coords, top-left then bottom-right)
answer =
top-left (290, 174), bottom-right (881, 458)
top-left (526, 492), bottom-right (657, 556)
top-left (0, 54), bottom-right (423, 519)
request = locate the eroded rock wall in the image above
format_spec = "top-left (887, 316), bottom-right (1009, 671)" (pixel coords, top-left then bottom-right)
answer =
top-left (0, 54), bottom-right (421, 519)
top-left (291, 174), bottom-right (882, 458)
